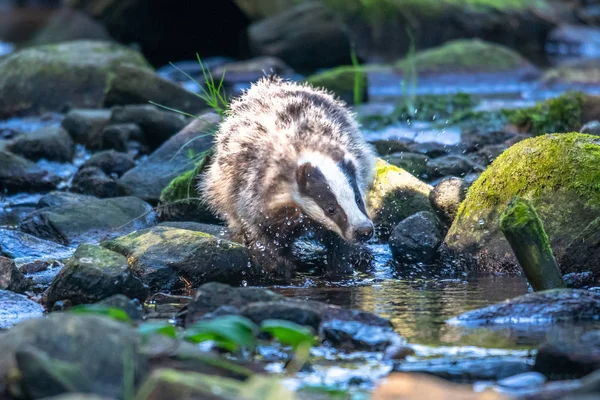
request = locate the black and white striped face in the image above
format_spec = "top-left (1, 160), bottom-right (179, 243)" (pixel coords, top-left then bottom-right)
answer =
top-left (294, 153), bottom-right (374, 242)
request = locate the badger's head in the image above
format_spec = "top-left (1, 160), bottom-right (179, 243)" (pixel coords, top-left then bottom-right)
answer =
top-left (293, 152), bottom-right (374, 242)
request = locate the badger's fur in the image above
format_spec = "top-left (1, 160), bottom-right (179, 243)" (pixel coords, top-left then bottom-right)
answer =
top-left (200, 77), bottom-right (376, 278)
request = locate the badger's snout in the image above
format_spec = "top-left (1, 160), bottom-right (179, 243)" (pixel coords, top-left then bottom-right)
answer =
top-left (353, 222), bottom-right (374, 242)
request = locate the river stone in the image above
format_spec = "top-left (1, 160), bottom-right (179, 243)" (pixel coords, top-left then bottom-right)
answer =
top-left (45, 244), bottom-right (148, 308)
top-left (248, 2), bottom-right (350, 71)
top-left (383, 153), bottom-right (429, 179)
top-left (473, 144), bottom-right (507, 166)
top-left (0, 41), bottom-right (151, 118)
top-left (0, 228), bottom-right (73, 262)
top-left (80, 150), bottom-right (136, 177)
top-left (370, 139), bottom-right (413, 156)
top-left (534, 330), bottom-right (600, 379)
top-left (157, 222), bottom-right (230, 239)
top-left (61, 109), bottom-right (112, 146)
top-left (19, 196), bottom-right (155, 246)
top-left (6, 126), bottom-right (74, 162)
top-left (96, 294), bottom-right (143, 321)
top-left (395, 357), bottom-right (531, 383)
top-left (0, 313), bottom-right (146, 399)
top-left (0, 151), bottom-right (60, 193)
top-left (109, 104), bottom-right (189, 151)
top-left (407, 141), bottom-right (454, 158)
top-left (0, 290), bottom-right (44, 330)
top-left (429, 177), bottom-right (469, 226)
top-left (389, 211), bottom-right (444, 266)
top-left (448, 289), bottom-right (600, 326)
top-left (71, 167), bottom-right (119, 198)
top-left (38, 192), bottom-right (95, 208)
top-left (366, 159), bottom-right (434, 239)
top-left (0, 257), bottom-right (29, 293)
top-left (118, 112), bottom-right (219, 203)
top-left (425, 155), bottom-right (484, 179)
top-left (99, 123), bottom-right (144, 152)
top-left (442, 133), bottom-right (600, 274)
top-left (461, 129), bottom-right (516, 152)
top-left (104, 63), bottom-right (208, 116)
top-left (101, 226), bottom-right (255, 293)
top-left (321, 320), bottom-right (402, 352)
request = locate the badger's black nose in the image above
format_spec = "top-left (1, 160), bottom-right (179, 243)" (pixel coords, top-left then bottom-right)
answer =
top-left (355, 224), bottom-right (374, 242)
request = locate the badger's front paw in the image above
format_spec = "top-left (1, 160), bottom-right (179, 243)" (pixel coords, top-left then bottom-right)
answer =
top-left (249, 242), bottom-right (295, 282)
top-left (348, 244), bottom-right (374, 272)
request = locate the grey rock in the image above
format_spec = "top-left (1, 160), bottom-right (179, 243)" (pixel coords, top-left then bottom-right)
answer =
top-left (534, 330), bottom-right (600, 379)
top-left (7, 126), bottom-right (74, 162)
top-left (461, 129), bottom-right (515, 151)
top-left (71, 167), bottom-right (119, 198)
top-left (389, 211), bottom-right (444, 266)
top-left (61, 109), bottom-right (112, 146)
top-left (99, 123), bottom-right (144, 153)
top-left (96, 294), bottom-right (143, 321)
top-left (0, 290), bottom-right (44, 330)
top-left (80, 150), bottom-right (136, 177)
top-left (426, 155), bottom-right (484, 179)
top-left (0, 228), bottom-right (73, 262)
top-left (45, 244), bottom-right (148, 308)
top-left (0, 256), bottom-right (29, 293)
top-left (429, 177), bottom-right (468, 225)
top-left (321, 320), bottom-right (402, 352)
top-left (0, 151), bottom-right (60, 194)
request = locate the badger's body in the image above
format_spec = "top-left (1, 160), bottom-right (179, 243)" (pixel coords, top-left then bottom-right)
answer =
top-left (201, 77), bottom-right (376, 278)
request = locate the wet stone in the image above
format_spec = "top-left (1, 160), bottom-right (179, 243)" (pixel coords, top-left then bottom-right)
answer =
top-left (534, 330), bottom-right (600, 380)
top-left (96, 294), bottom-right (144, 321)
top-left (0, 151), bottom-right (60, 194)
top-left (407, 141), bottom-right (455, 158)
top-left (101, 226), bottom-right (255, 293)
top-left (0, 256), bottom-right (29, 293)
top-left (19, 259), bottom-right (56, 275)
top-left (45, 244), bottom-right (148, 308)
top-left (426, 155), bottom-right (484, 179)
top-left (6, 126), bottom-right (74, 162)
top-left (564, 272), bottom-right (597, 289)
top-left (320, 320), bottom-right (402, 352)
top-left (61, 109), bottom-right (111, 146)
top-left (0, 313), bottom-right (147, 399)
top-left (383, 152), bottom-right (430, 179)
top-left (79, 150), bottom-right (136, 178)
top-left (99, 123), bottom-right (144, 153)
top-left (0, 290), bottom-right (44, 330)
top-left (157, 222), bottom-right (231, 239)
top-left (0, 228), bottom-right (72, 262)
top-left (395, 357), bottom-right (531, 384)
top-left (19, 196), bottom-right (155, 246)
top-left (448, 289), bottom-right (600, 325)
top-left (429, 177), bottom-right (469, 226)
top-left (37, 191), bottom-right (93, 208)
top-left (370, 139), bottom-right (414, 156)
top-left (70, 167), bottom-right (119, 198)
top-left (473, 144), bottom-right (507, 166)
top-left (389, 211), bottom-right (444, 267)
top-left (461, 129), bottom-right (515, 152)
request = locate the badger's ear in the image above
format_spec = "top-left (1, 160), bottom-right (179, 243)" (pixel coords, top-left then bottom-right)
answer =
top-left (296, 162), bottom-right (318, 189)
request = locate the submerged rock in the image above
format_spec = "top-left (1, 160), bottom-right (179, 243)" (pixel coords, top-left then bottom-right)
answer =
top-left (0, 290), bottom-right (44, 330)
top-left (0, 151), bottom-right (60, 194)
top-left (448, 289), bottom-right (600, 325)
top-left (0, 257), bottom-right (29, 293)
top-left (71, 167), bottom-right (119, 198)
top-left (0, 313), bottom-right (146, 399)
top-left (6, 126), bottom-right (74, 162)
top-left (321, 320), bottom-right (402, 352)
top-left (0, 40), bottom-right (151, 118)
top-left (248, 2), bottom-right (350, 71)
top-left (442, 133), bottom-right (600, 275)
top-left (366, 159), bottom-right (434, 238)
top-left (389, 211), bottom-right (444, 267)
top-left (118, 112), bottom-right (219, 203)
top-left (45, 244), bottom-right (148, 308)
top-left (0, 228), bottom-right (72, 262)
top-left (102, 226), bottom-right (254, 293)
top-left (534, 330), bottom-right (600, 379)
top-left (80, 150), bottom-right (136, 178)
top-left (61, 109), bottom-right (112, 147)
top-left (20, 196), bottom-right (155, 245)
top-left (429, 177), bottom-right (468, 226)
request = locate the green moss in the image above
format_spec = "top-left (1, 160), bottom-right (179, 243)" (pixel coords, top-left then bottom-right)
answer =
top-left (394, 93), bottom-right (476, 121)
top-left (499, 197), bottom-right (553, 257)
top-left (458, 133), bottom-right (600, 218)
top-left (160, 150), bottom-right (213, 203)
top-left (396, 39), bottom-right (528, 74)
top-left (305, 65), bottom-right (371, 104)
top-left (446, 109), bottom-right (510, 131)
top-left (507, 92), bottom-right (584, 136)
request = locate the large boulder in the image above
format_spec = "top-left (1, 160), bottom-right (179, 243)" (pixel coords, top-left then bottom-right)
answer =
top-left (45, 244), bottom-right (148, 308)
top-left (0, 313), bottom-right (146, 399)
top-left (366, 159), bottom-right (435, 238)
top-left (0, 151), bottom-right (60, 194)
top-left (19, 196), bottom-right (155, 246)
top-left (118, 112), bottom-right (219, 203)
top-left (248, 2), bottom-right (351, 71)
top-left (442, 133), bottom-right (600, 275)
top-left (101, 226), bottom-right (255, 293)
top-left (0, 41), bottom-right (151, 118)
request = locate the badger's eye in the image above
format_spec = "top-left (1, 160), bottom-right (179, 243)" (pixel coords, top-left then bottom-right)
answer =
top-left (355, 195), bottom-right (362, 205)
top-left (327, 206), bottom-right (336, 215)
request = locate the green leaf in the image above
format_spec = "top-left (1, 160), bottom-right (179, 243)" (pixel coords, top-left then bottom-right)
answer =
top-left (183, 315), bottom-right (258, 352)
top-left (260, 319), bottom-right (316, 350)
top-left (138, 322), bottom-right (177, 339)
top-left (69, 304), bottom-right (131, 323)
top-left (297, 385), bottom-right (351, 399)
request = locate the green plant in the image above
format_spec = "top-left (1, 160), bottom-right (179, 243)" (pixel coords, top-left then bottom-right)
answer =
top-left (350, 46), bottom-right (363, 107)
top-left (183, 315), bottom-right (259, 352)
top-left (260, 319), bottom-right (316, 350)
top-left (400, 27), bottom-right (418, 119)
top-left (69, 304), bottom-right (131, 323)
top-left (138, 322), bottom-right (178, 339)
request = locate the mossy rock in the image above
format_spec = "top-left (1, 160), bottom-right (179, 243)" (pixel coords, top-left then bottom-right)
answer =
top-left (101, 226), bottom-right (255, 293)
top-left (442, 133), bottom-right (600, 275)
top-left (383, 153), bottom-right (429, 179)
top-left (543, 58), bottom-right (600, 85)
top-left (366, 159), bottom-right (434, 238)
top-left (305, 65), bottom-right (381, 105)
top-left (395, 39), bottom-right (535, 75)
top-left (0, 40), bottom-right (151, 117)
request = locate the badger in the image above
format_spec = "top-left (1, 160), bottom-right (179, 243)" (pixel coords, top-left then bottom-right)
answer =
top-left (200, 77), bottom-right (376, 279)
